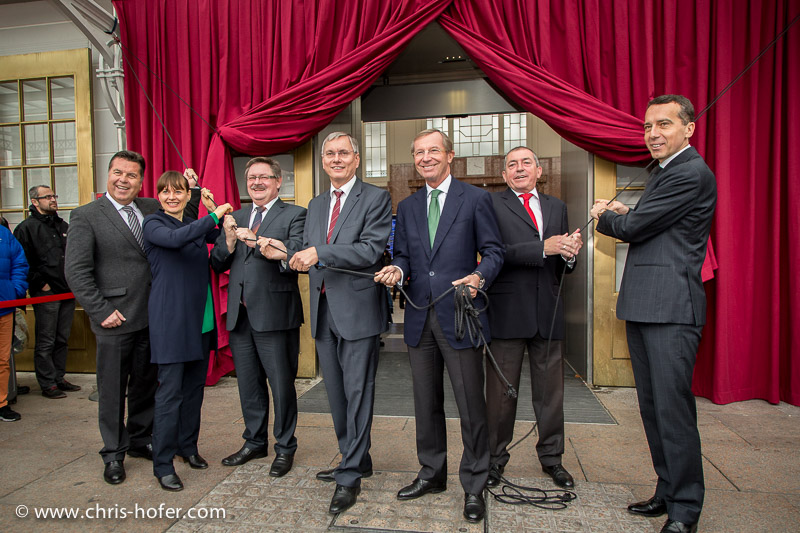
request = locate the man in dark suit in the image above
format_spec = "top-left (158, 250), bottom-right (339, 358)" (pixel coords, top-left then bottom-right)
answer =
top-left (289, 132), bottom-right (392, 515)
top-left (591, 95), bottom-right (716, 533)
top-left (375, 129), bottom-right (504, 523)
top-left (486, 147), bottom-right (582, 490)
top-left (210, 157), bottom-right (306, 477)
top-left (65, 150), bottom-right (159, 485)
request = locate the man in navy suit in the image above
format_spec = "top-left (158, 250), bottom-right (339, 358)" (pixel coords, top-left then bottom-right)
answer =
top-left (592, 95), bottom-right (716, 533)
top-left (375, 129), bottom-right (504, 523)
top-left (290, 132), bottom-right (392, 515)
top-left (486, 146), bottom-right (582, 490)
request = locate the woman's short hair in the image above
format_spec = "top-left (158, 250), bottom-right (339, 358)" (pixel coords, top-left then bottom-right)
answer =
top-left (156, 171), bottom-right (189, 194)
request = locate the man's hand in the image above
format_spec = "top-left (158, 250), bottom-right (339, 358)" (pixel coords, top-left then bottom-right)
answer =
top-left (374, 265), bottom-right (402, 286)
top-left (235, 227), bottom-right (257, 248)
top-left (42, 283), bottom-right (51, 292)
top-left (289, 247), bottom-right (318, 272)
top-left (544, 233), bottom-right (581, 258)
top-left (452, 273), bottom-right (481, 299)
top-left (100, 309), bottom-right (126, 329)
top-left (222, 216), bottom-right (238, 252)
top-left (258, 237), bottom-right (287, 260)
top-left (590, 199), bottom-right (609, 220)
top-left (606, 200), bottom-right (629, 215)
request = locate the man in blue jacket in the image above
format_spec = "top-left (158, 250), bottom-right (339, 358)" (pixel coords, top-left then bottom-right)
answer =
top-left (0, 223), bottom-right (29, 422)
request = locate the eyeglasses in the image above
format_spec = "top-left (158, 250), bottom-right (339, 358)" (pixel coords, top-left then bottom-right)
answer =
top-left (413, 148), bottom-right (443, 158)
top-left (34, 194), bottom-right (58, 200)
top-left (323, 150), bottom-right (354, 159)
top-left (247, 175), bottom-right (280, 182)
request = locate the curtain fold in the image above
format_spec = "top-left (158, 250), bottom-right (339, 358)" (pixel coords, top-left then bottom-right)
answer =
top-left (115, 0), bottom-right (799, 404)
top-left (115, 0), bottom-right (452, 384)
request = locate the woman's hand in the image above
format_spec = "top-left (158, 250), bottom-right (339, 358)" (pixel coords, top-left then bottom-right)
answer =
top-left (213, 203), bottom-right (233, 219)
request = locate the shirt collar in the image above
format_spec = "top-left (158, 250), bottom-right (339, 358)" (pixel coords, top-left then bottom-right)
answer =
top-left (426, 175), bottom-right (452, 197)
top-left (105, 192), bottom-right (140, 213)
top-left (659, 144), bottom-right (692, 169)
top-left (516, 187), bottom-right (539, 200)
top-left (330, 175), bottom-right (357, 197)
top-left (253, 196), bottom-right (280, 212)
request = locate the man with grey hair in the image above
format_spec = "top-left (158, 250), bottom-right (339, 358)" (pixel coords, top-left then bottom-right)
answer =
top-left (290, 132), bottom-right (392, 515)
top-left (14, 184), bottom-right (79, 399)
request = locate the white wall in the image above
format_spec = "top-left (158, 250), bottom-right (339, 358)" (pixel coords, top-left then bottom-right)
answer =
top-left (0, 0), bottom-right (121, 195)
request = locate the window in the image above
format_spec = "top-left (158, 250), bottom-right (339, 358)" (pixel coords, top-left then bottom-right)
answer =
top-left (426, 113), bottom-right (527, 157)
top-left (0, 49), bottom-right (93, 228)
top-left (363, 121), bottom-right (386, 178)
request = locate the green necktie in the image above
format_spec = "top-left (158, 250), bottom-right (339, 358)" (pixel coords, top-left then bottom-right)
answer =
top-left (428, 189), bottom-right (441, 249)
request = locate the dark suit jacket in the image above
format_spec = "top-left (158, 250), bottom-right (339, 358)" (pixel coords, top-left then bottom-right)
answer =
top-left (143, 211), bottom-right (220, 364)
top-left (304, 179), bottom-right (392, 341)
top-left (393, 178), bottom-right (505, 350)
top-left (65, 195), bottom-right (160, 335)
top-left (597, 146), bottom-right (717, 326)
top-left (210, 199), bottom-right (306, 332)
top-left (488, 188), bottom-right (575, 340)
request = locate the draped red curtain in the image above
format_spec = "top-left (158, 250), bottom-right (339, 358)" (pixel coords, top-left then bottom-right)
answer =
top-left (115, 0), bottom-right (799, 404)
top-left (440, 0), bottom-right (800, 405)
top-left (114, 0), bottom-right (452, 383)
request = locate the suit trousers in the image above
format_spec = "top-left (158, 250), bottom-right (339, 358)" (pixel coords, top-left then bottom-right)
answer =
top-left (407, 308), bottom-right (489, 494)
top-left (487, 335), bottom-right (565, 469)
top-left (151, 348), bottom-right (210, 477)
top-left (229, 305), bottom-right (299, 454)
top-left (32, 292), bottom-right (75, 390)
top-left (315, 294), bottom-right (379, 488)
top-left (96, 328), bottom-right (157, 463)
top-left (626, 321), bottom-right (705, 524)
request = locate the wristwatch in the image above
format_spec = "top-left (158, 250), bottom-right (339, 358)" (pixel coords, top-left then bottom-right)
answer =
top-left (471, 271), bottom-right (485, 289)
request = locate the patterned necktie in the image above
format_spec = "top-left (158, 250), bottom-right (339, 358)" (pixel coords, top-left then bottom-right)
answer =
top-left (520, 193), bottom-right (540, 232)
top-left (251, 206), bottom-right (266, 233)
top-left (121, 205), bottom-right (144, 250)
top-left (428, 189), bottom-right (441, 249)
top-left (327, 190), bottom-right (343, 244)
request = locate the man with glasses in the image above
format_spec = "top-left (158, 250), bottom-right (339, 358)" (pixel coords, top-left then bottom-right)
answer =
top-left (374, 129), bottom-right (504, 523)
top-left (15, 185), bottom-right (80, 399)
top-left (211, 157), bottom-right (306, 477)
top-left (290, 132), bottom-right (392, 515)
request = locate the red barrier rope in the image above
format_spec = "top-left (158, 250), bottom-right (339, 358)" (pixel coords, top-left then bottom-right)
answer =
top-left (0, 292), bottom-right (75, 309)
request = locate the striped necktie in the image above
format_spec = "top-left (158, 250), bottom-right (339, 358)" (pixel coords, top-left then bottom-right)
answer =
top-left (121, 205), bottom-right (144, 250)
top-left (327, 190), bottom-right (343, 243)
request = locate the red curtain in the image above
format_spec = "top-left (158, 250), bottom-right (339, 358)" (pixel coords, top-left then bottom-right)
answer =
top-left (114, 0), bottom-right (452, 384)
top-left (115, 0), bottom-right (799, 404)
top-left (439, 0), bottom-right (800, 405)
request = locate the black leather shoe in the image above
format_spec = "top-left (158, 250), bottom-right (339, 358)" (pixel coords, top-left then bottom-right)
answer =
top-left (486, 464), bottom-right (504, 488)
top-left (181, 454), bottom-right (208, 469)
top-left (269, 453), bottom-right (294, 477)
top-left (542, 464), bottom-right (574, 488)
top-left (103, 460), bottom-right (125, 485)
top-left (627, 495), bottom-right (667, 517)
top-left (57, 379), bottom-right (82, 392)
top-left (661, 519), bottom-right (698, 533)
top-left (316, 467), bottom-right (374, 483)
top-left (397, 478), bottom-right (447, 500)
top-left (463, 493), bottom-right (485, 522)
top-left (17, 385), bottom-right (30, 395)
top-left (158, 473), bottom-right (184, 492)
top-left (128, 443), bottom-right (153, 460)
top-left (329, 484), bottom-right (360, 514)
top-left (221, 444), bottom-right (268, 466)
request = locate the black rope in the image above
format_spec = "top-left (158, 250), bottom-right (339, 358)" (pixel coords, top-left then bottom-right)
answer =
top-left (487, 478), bottom-right (577, 510)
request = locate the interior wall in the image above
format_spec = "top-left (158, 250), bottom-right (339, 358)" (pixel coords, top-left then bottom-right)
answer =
top-left (561, 138), bottom-right (592, 380)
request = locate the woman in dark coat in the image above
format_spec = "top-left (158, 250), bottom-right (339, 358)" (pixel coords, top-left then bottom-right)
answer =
top-left (143, 171), bottom-right (232, 491)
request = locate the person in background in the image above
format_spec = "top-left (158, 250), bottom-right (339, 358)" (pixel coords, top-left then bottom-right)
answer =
top-left (143, 170), bottom-right (232, 492)
top-left (0, 218), bottom-right (29, 422)
top-left (14, 185), bottom-right (80, 399)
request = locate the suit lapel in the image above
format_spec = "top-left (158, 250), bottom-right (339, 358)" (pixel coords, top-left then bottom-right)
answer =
top-left (329, 179), bottom-right (362, 243)
top-left (501, 187), bottom-right (538, 235)
top-left (98, 196), bottom-right (144, 256)
top-left (539, 192), bottom-right (552, 236)
top-left (430, 179), bottom-right (464, 259)
top-left (319, 190), bottom-right (332, 242)
top-left (411, 187), bottom-right (431, 260)
top-left (258, 199), bottom-right (284, 236)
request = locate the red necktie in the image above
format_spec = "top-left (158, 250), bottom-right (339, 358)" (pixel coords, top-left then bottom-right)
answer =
top-left (520, 193), bottom-right (539, 231)
top-left (327, 190), bottom-right (343, 243)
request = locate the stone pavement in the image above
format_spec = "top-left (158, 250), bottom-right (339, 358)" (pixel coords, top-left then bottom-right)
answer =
top-left (1, 370), bottom-right (799, 532)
